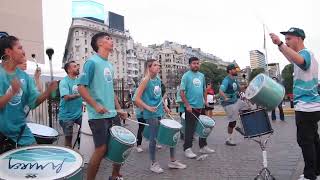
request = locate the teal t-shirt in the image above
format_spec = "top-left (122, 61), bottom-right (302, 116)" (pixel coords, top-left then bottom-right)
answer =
top-left (132, 88), bottom-right (143, 119)
top-left (58, 76), bottom-right (83, 121)
top-left (180, 70), bottom-right (205, 108)
top-left (220, 75), bottom-right (240, 106)
top-left (141, 76), bottom-right (164, 119)
top-left (176, 88), bottom-right (185, 112)
top-left (78, 54), bottom-right (116, 120)
top-left (0, 66), bottom-right (40, 146)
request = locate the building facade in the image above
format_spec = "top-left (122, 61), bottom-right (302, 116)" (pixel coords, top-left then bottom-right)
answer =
top-left (250, 50), bottom-right (266, 69)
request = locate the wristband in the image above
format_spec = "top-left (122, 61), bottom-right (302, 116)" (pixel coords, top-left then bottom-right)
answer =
top-left (278, 41), bottom-right (284, 47)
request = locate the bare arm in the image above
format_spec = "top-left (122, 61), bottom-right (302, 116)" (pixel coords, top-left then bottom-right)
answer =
top-left (63, 94), bottom-right (81, 101)
top-left (219, 89), bottom-right (229, 101)
top-left (0, 91), bottom-right (15, 109)
top-left (78, 85), bottom-right (108, 114)
top-left (180, 90), bottom-right (192, 112)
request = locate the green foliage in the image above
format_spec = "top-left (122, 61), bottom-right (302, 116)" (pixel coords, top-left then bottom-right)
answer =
top-left (249, 68), bottom-right (265, 81)
top-left (199, 62), bottom-right (227, 92)
top-left (281, 64), bottom-right (294, 94)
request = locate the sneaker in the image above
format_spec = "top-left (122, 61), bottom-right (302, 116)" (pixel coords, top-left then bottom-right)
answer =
top-left (150, 162), bottom-right (164, 173)
top-left (298, 174), bottom-right (311, 180)
top-left (199, 146), bottom-right (215, 154)
top-left (108, 176), bottom-right (124, 180)
top-left (156, 144), bottom-right (162, 149)
top-left (168, 160), bottom-right (187, 169)
top-left (136, 146), bottom-right (143, 153)
top-left (184, 148), bottom-right (197, 159)
top-left (225, 139), bottom-right (236, 146)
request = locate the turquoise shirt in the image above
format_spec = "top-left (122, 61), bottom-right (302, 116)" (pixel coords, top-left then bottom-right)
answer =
top-left (0, 66), bottom-right (40, 146)
top-left (141, 76), bottom-right (164, 119)
top-left (176, 88), bottom-right (185, 112)
top-left (180, 70), bottom-right (205, 108)
top-left (132, 88), bottom-right (143, 119)
top-left (292, 48), bottom-right (320, 112)
top-left (58, 76), bottom-right (83, 121)
top-left (220, 76), bottom-right (240, 106)
top-left (79, 54), bottom-right (117, 120)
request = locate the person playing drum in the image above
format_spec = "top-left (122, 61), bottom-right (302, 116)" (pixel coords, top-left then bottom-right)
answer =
top-left (219, 64), bottom-right (249, 146)
top-left (135, 59), bottom-right (187, 173)
top-left (180, 57), bottom-right (215, 159)
top-left (0, 35), bottom-right (57, 152)
top-left (58, 61), bottom-right (83, 148)
top-left (78, 32), bottom-right (127, 180)
top-left (270, 28), bottom-right (320, 180)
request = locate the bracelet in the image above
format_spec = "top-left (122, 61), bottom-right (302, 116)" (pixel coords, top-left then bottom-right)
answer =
top-left (278, 41), bottom-right (284, 47)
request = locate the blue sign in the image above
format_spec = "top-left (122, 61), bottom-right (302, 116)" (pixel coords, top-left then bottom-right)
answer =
top-left (72, 0), bottom-right (105, 21)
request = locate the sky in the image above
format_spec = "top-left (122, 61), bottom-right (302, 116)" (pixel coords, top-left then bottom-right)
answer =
top-left (42, 0), bottom-right (320, 71)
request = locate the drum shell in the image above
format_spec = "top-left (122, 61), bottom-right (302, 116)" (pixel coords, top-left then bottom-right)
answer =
top-left (180, 113), bottom-right (185, 135)
top-left (105, 135), bottom-right (135, 164)
top-left (79, 132), bottom-right (95, 164)
top-left (195, 116), bottom-right (215, 138)
top-left (247, 74), bottom-right (285, 110)
top-left (156, 120), bottom-right (181, 147)
top-left (34, 135), bottom-right (58, 144)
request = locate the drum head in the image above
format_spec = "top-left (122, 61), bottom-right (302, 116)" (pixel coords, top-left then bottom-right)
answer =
top-left (0, 145), bottom-right (83, 180)
top-left (199, 115), bottom-right (215, 127)
top-left (110, 126), bottom-right (136, 145)
top-left (27, 123), bottom-right (59, 137)
top-left (160, 119), bottom-right (182, 129)
top-left (245, 73), bottom-right (265, 99)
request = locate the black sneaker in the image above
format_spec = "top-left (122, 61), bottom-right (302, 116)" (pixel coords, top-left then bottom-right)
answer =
top-left (225, 140), bottom-right (236, 146)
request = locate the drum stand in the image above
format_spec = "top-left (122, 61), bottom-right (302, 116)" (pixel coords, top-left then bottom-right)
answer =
top-left (251, 134), bottom-right (275, 180)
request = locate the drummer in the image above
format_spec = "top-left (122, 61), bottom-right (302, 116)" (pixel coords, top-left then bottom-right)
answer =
top-left (180, 57), bottom-right (215, 159)
top-left (58, 61), bottom-right (83, 147)
top-left (270, 28), bottom-right (320, 180)
top-left (78, 32), bottom-right (127, 180)
top-left (0, 35), bottom-right (57, 151)
top-left (135, 59), bottom-right (186, 173)
top-left (219, 64), bottom-right (249, 146)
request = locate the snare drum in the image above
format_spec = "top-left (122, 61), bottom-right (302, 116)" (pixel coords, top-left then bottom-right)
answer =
top-left (105, 126), bottom-right (136, 164)
top-left (237, 109), bottom-right (273, 138)
top-left (157, 119), bottom-right (182, 147)
top-left (195, 115), bottom-right (215, 138)
top-left (245, 73), bottom-right (285, 110)
top-left (180, 113), bottom-right (185, 135)
top-left (27, 123), bottom-right (59, 144)
top-left (0, 145), bottom-right (83, 180)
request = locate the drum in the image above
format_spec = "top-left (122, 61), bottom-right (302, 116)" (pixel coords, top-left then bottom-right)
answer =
top-left (79, 111), bottom-right (94, 164)
top-left (105, 126), bottom-right (136, 164)
top-left (237, 109), bottom-right (273, 138)
top-left (143, 125), bottom-right (150, 140)
top-left (180, 113), bottom-right (185, 135)
top-left (195, 115), bottom-right (215, 138)
top-left (245, 73), bottom-right (285, 110)
top-left (0, 145), bottom-right (83, 180)
top-left (27, 123), bottom-right (59, 144)
top-left (157, 119), bottom-right (182, 147)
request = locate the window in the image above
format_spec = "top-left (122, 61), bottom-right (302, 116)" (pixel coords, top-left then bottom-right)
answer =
top-left (85, 48), bottom-right (88, 53)
top-left (85, 39), bottom-right (87, 45)
top-left (75, 31), bottom-right (79, 36)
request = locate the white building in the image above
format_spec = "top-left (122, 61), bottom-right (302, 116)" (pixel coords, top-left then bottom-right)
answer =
top-left (250, 50), bottom-right (266, 69)
top-left (268, 63), bottom-right (281, 79)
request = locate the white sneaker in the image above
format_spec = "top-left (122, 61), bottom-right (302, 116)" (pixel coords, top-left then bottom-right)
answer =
top-left (298, 174), bottom-right (311, 180)
top-left (150, 162), bottom-right (164, 173)
top-left (168, 160), bottom-right (187, 169)
top-left (184, 148), bottom-right (197, 159)
top-left (199, 146), bottom-right (215, 154)
top-left (225, 139), bottom-right (236, 146)
top-left (156, 144), bottom-right (162, 149)
top-left (136, 146), bottom-right (143, 153)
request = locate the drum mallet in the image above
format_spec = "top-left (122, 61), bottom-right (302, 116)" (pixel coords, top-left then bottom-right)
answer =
top-left (125, 118), bottom-right (149, 126)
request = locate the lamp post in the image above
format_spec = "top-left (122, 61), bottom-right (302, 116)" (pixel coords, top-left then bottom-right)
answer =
top-left (45, 48), bottom-right (54, 127)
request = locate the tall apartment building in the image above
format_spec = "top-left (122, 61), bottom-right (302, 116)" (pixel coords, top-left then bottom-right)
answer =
top-left (63, 17), bottom-right (130, 83)
top-left (0, 0), bottom-right (45, 63)
top-left (250, 50), bottom-right (266, 69)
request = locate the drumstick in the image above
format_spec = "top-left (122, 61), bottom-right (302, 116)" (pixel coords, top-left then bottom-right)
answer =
top-left (190, 111), bottom-right (206, 129)
top-left (167, 113), bottom-right (176, 121)
top-left (125, 118), bottom-right (150, 126)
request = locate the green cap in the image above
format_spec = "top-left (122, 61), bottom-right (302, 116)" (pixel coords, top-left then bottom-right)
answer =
top-left (226, 64), bottom-right (236, 72)
top-left (280, 27), bottom-right (305, 40)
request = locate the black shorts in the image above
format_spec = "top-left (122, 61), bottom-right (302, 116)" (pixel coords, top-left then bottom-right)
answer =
top-left (205, 103), bottom-right (214, 110)
top-left (88, 116), bottom-right (121, 148)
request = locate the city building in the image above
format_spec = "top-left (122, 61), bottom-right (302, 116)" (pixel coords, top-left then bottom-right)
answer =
top-left (268, 62), bottom-right (281, 80)
top-left (250, 50), bottom-right (266, 69)
top-left (0, 0), bottom-right (45, 63)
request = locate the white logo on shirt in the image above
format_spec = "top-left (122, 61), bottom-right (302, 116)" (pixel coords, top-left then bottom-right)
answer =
top-left (7, 86), bottom-right (23, 106)
top-left (154, 85), bottom-right (161, 97)
top-left (72, 85), bottom-right (79, 94)
top-left (104, 68), bottom-right (113, 82)
top-left (232, 83), bottom-right (237, 91)
top-left (193, 78), bottom-right (201, 87)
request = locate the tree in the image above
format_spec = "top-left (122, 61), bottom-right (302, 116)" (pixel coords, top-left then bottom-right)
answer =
top-left (281, 64), bottom-right (293, 94)
top-left (249, 68), bottom-right (265, 81)
top-left (199, 62), bottom-right (227, 92)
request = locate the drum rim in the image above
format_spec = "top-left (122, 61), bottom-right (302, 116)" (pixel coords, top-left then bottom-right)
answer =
top-left (110, 126), bottom-right (137, 145)
top-left (27, 123), bottom-right (59, 137)
top-left (245, 73), bottom-right (265, 99)
top-left (0, 145), bottom-right (84, 179)
top-left (198, 115), bottom-right (215, 127)
top-left (160, 119), bottom-right (182, 129)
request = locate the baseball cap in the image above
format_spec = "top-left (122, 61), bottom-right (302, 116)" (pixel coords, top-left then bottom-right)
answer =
top-left (226, 64), bottom-right (236, 72)
top-left (280, 27), bottom-right (305, 40)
